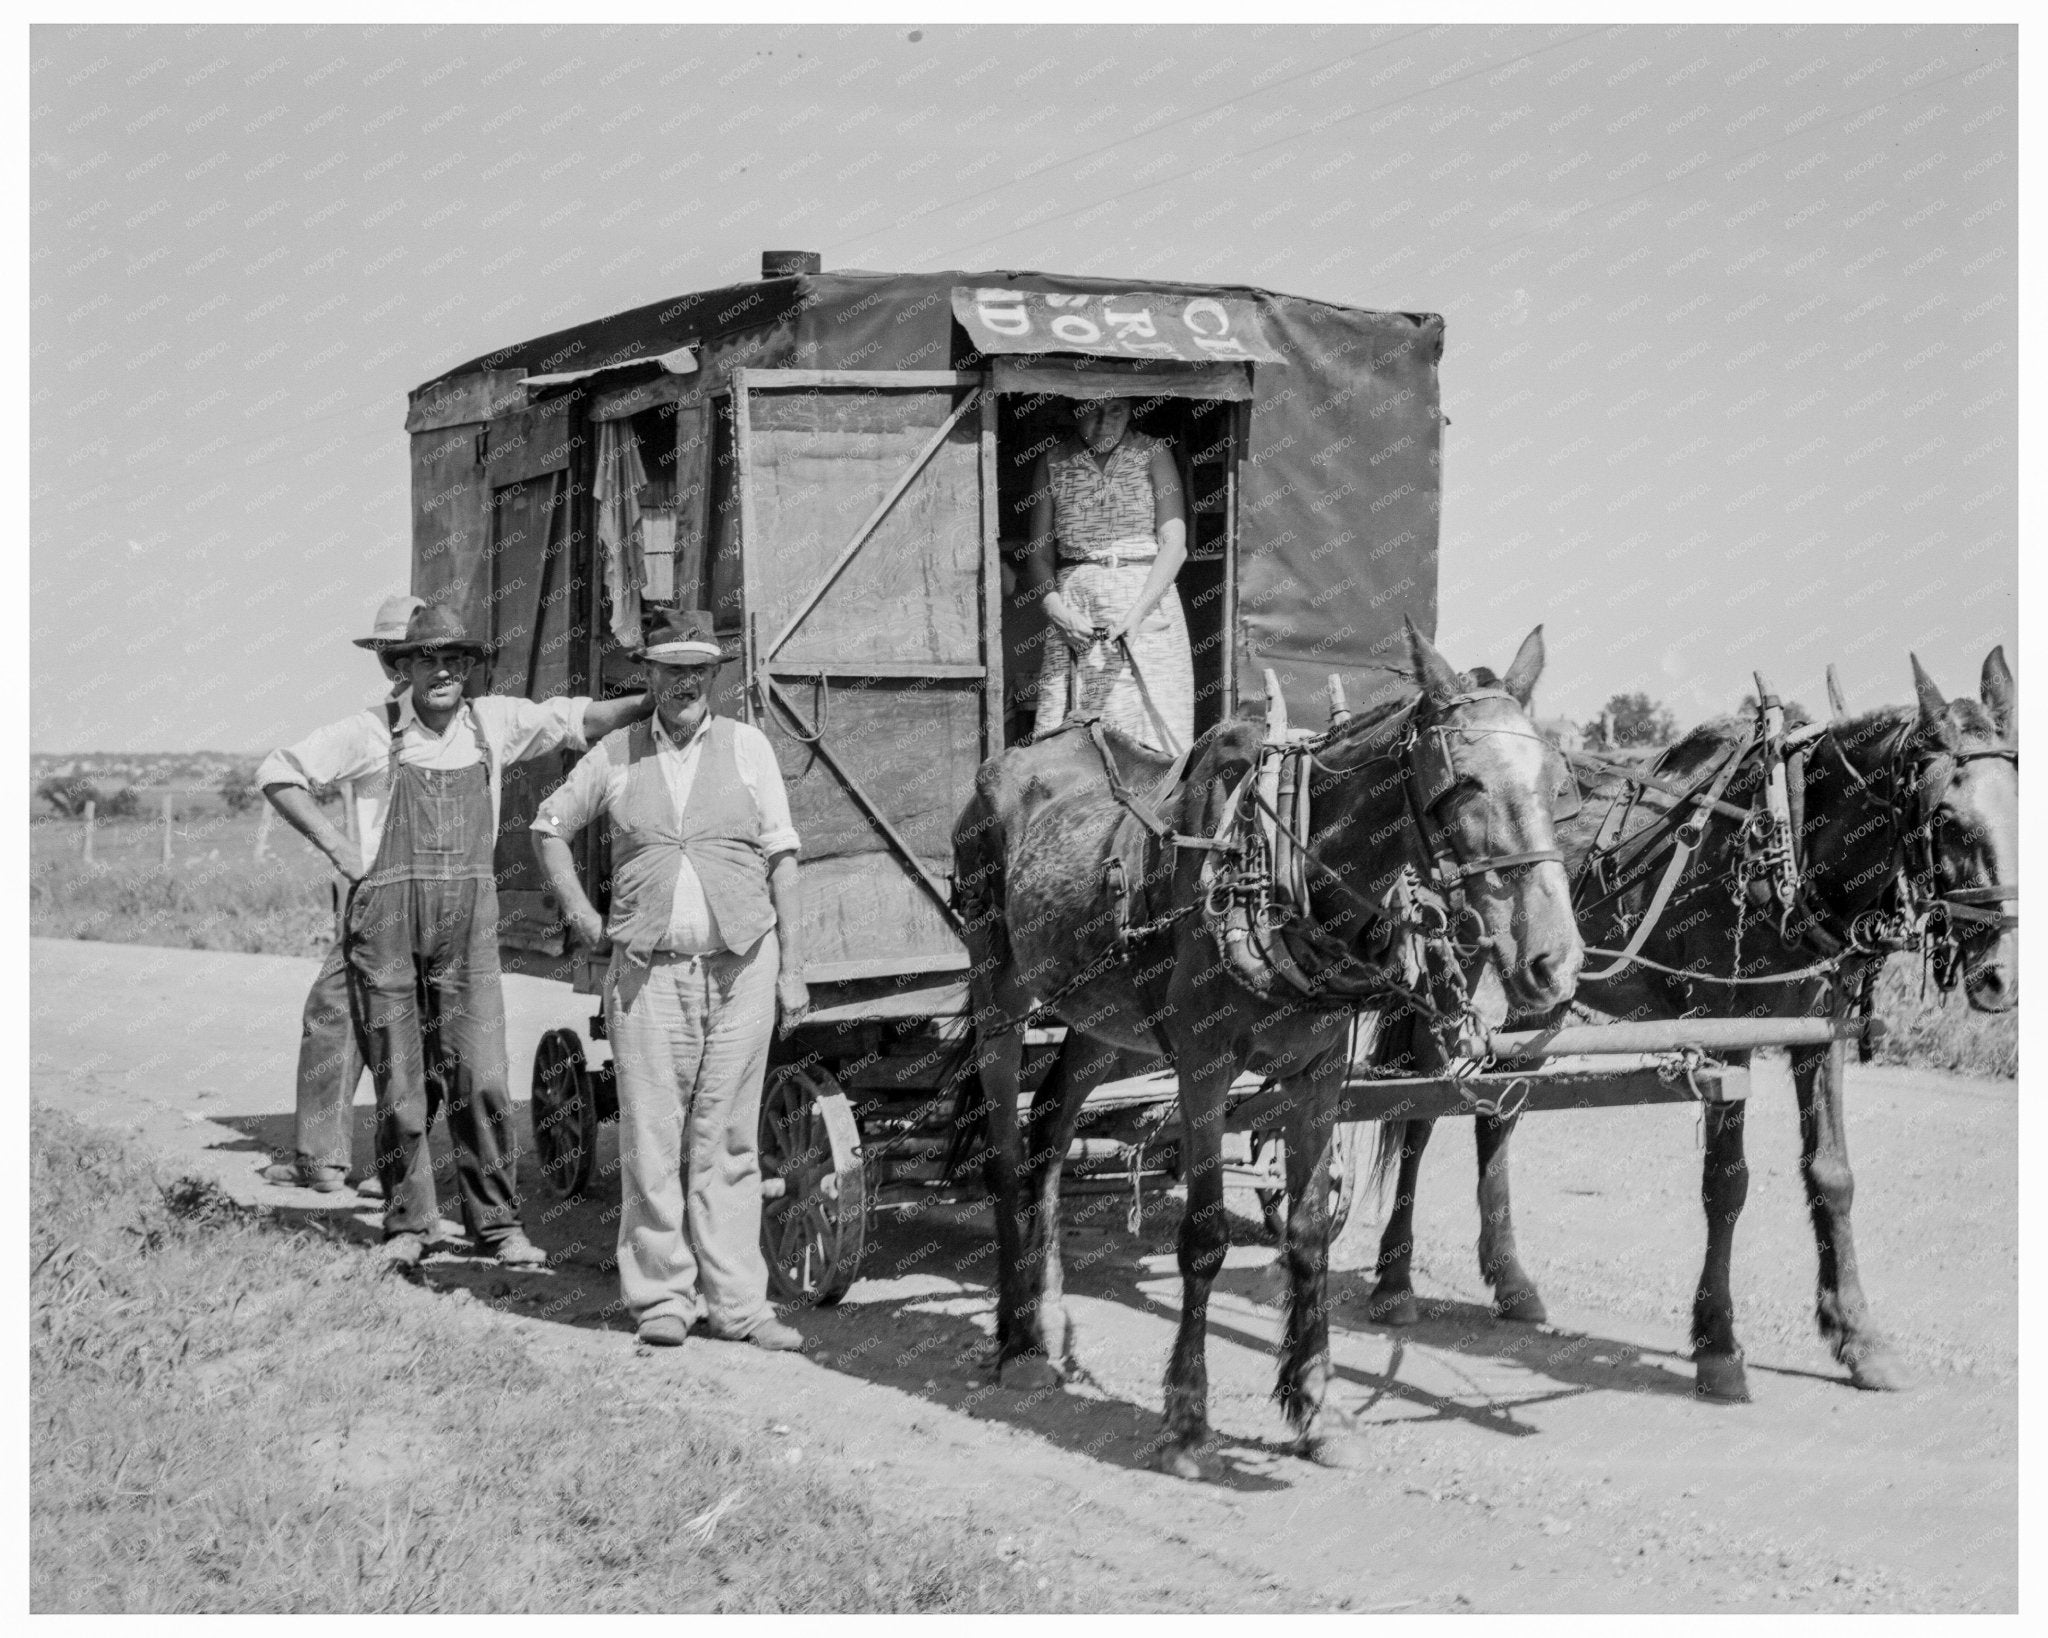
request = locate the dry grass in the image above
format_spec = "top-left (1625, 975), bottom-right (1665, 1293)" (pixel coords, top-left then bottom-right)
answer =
top-left (31, 811), bottom-right (336, 958)
top-left (1867, 957), bottom-right (2017, 1080)
top-left (29, 1109), bottom-right (1060, 1614)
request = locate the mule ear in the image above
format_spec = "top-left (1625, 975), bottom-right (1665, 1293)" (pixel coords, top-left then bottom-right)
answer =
top-left (1910, 653), bottom-right (1959, 750)
top-left (1404, 614), bottom-right (1463, 704)
top-left (1501, 625), bottom-right (1545, 708)
top-left (1825, 663), bottom-right (1848, 721)
top-left (1981, 645), bottom-right (2016, 742)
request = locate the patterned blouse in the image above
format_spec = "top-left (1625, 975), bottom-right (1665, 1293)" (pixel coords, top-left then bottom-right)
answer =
top-left (1049, 431), bottom-right (1165, 563)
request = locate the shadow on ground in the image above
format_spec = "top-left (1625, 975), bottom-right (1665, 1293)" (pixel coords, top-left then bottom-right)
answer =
top-left (215, 1101), bottom-right (1720, 1485)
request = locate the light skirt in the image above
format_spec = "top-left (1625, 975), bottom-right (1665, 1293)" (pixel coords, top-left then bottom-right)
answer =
top-left (1032, 561), bottom-right (1194, 756)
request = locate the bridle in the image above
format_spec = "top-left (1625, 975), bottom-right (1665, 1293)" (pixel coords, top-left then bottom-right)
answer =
top-left (1390, 687), bottom-right (1573, 948)
top-left (1200, 685), bottom-right (1571, 1033)
top-left (1814, 716), bottom-right (2019, 990)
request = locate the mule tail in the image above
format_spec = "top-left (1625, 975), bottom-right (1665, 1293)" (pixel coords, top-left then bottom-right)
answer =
top-left (1368, 1121), bottom-right (1409, 1209)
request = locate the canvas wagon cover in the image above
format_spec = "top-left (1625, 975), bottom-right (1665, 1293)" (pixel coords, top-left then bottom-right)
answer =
top-left (423, 268), bottom-right (1444, 722)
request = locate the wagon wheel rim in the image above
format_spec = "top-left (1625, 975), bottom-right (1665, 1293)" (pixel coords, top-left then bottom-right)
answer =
top-left (530, 1029), bottom-right (595, 1200)
top-left (759, 1061), bottom-right (866, 1308)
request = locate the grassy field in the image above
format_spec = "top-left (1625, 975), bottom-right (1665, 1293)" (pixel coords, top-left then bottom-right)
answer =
top-left (31, 808), bottom-right (338, 958)
top-left (29, 809), bottom-right (2015, 1078)
top-left (28, 1108), bottom-right (1060, 1614)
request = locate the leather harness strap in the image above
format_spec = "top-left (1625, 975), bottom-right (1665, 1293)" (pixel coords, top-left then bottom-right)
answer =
top-left (1578, 733), bottom-right (1752, 985)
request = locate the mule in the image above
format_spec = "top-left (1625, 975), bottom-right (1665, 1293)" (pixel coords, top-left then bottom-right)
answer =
top-left (953, 617), bottom-right (1584, 1478)
top-left (1366, 648), bottom-right (2017, 1400)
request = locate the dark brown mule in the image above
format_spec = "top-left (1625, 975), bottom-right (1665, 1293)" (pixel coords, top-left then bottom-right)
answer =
top-left (1368, 648), bottom-right (2017, 1400)
top-left (954, 619), bottom-right (1583, 1478)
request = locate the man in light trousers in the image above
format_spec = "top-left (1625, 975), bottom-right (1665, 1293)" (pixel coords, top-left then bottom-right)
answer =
top-left (260, 592), bottom-right (419, 1196)
top-left (532, 608), bottom-right (808, 1351)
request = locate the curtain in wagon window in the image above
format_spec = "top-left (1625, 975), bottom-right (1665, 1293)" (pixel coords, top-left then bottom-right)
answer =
top-left (594, 418), bottom-right (649, 649)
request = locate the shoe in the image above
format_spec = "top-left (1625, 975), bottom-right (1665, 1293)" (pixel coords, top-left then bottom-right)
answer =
top-left (378, 1232), bottom-right (427, 1270)
top-left (352, 1175), bottom-right (384, 1201)
top-left (260, 1161), bottom-right (346, 1193)
top-left (720, 1316), bottom-right (805, 1353)
top-left (478, 1228), bottom-right (548, 1268)
top-left (637, 1314), bottom-right (690, 1347)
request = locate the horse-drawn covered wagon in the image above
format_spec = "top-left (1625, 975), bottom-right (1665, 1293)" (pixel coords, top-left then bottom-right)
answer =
top-left (399, 254), bottom-right (2011, 1463)
top-left (401, 254), bottom-right (1469, 1296)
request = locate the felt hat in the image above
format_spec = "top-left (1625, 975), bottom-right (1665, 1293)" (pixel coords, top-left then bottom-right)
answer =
top-left (353, 593), bottom-right (426, 650)
top-left (636, 608), bottom-right (726, 666)
top-left (383, 603), bottom-right (496, 659)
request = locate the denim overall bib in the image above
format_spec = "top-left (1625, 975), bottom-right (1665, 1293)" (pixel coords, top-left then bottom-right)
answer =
top-left (344, 700), bottom-right (520, 1242)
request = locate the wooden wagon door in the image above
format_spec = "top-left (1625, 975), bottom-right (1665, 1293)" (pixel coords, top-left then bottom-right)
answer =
top-left (732, 369), bottom-right (998, 986)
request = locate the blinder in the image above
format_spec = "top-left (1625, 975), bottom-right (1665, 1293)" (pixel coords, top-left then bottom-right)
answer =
top-left (1403, 689), bottom-right (1568, 889)
top-left (1410, 723), bottom-right (1462, 812)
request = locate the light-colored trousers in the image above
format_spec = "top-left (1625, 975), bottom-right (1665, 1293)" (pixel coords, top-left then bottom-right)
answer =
top-left (605, 936), bottom-right (778, 1335)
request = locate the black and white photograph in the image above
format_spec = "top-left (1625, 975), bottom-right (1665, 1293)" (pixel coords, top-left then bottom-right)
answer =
top-left (26, 13), bottom-right (2022, 1615)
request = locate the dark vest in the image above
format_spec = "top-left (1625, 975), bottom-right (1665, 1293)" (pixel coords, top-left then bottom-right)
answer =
top-left (603, 716), bottom-right (776, 961)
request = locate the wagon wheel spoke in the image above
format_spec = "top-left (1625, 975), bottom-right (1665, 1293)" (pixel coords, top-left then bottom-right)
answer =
top-left (774, 1203), bottom-right (809, 1267)
top-left (757, 1061), bottom-right (867, 1307)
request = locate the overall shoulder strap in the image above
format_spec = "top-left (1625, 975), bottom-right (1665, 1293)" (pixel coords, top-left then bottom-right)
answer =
top-left (465, 701), bottom-right (494, 781)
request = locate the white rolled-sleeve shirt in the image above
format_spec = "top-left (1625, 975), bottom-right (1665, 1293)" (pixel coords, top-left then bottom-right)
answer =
top-left (258, 693), bottom-right (590, 875)
top-left (532, 710), bottom-right (799, 956)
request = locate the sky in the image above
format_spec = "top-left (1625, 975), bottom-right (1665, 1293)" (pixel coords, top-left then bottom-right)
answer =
top-left (30, 21), bottom-right (2018, 752)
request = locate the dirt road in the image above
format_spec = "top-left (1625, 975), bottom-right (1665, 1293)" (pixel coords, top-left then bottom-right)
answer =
top-left (31, 938), bottom-right (2017, 1612)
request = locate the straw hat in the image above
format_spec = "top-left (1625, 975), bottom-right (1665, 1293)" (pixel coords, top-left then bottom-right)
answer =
top-left (353, 593), bottom-right (426, 650)
top-left (636, 609), bottom-right (726, 666)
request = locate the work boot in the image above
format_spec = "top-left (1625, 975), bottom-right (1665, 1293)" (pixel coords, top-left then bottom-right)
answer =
top-left (353, 1175), bottom-right (384, 1201)
top-left (718, 1316), bottom-right (805, 1353)
top-left (637, 1314), bottom-right (690, 1348)
top-left (378, 1232), bottom-right (427, 1270)
top-left (260, 1160), bottom-right (346, 1193)
top-left (477, 1228), bottom-right (548, 1268)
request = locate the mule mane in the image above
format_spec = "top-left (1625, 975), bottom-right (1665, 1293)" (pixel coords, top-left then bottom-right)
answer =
top-left (1658, 699), bottom-right (2008, 808)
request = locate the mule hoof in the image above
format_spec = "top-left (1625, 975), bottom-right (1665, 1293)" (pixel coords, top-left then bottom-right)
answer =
top-left (1694, 1351), bottom-right (1752, 1403)
top-left (1492, 1287), bottom-right (1548, 1325)
top-left (1300, 1429), bottom-right (1369, 1470)
top-left (1844, 1344), bottom-right (1913, 1393)
top-left (1366, 1286), bottom-right (1420, 1327)
top-left (998, 1354), bottom-right (1062, 1392)
top-left (1154, 1440), bottom-right (1205, 1481)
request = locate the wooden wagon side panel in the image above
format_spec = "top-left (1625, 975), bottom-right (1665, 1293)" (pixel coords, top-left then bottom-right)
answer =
top-left (409, 424), bottom-right (490, 639)
top-left (734, 369), bottom-right (994, 985)
top-left (480, 397), bottom-right (585, 958)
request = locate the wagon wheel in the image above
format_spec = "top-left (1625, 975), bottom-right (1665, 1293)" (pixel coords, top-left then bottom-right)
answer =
top-left (531, 1028), bottom-right (597, 1201)
top-left (759, 1060), bottom-right (867, 1308)
top-left (1256, 1122), bottom-right (1365, 1242)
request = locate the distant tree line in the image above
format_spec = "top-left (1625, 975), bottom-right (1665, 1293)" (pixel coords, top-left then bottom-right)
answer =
top-left (1578, 688), bottom-right (1813, 753)
top-left (36, 772), bottom-right (340, 819)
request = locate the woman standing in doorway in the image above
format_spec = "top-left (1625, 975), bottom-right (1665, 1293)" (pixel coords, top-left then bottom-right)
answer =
top-left (1025, 396), bottom-right (1193, 756)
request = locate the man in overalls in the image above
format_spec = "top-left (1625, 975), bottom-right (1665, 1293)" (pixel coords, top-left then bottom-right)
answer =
top-left (262, 604), bottom-right (653, 1268)
top-left (259, 592), bottom-right (418, 1197)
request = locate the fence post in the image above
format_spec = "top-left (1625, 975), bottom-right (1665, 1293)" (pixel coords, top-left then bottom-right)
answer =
top-left (161, 791), bottom-right (174, 866)
top-left (81, 799), bottom-right (95, 864)
top-left (252, 800), bottom-right (272, 862)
